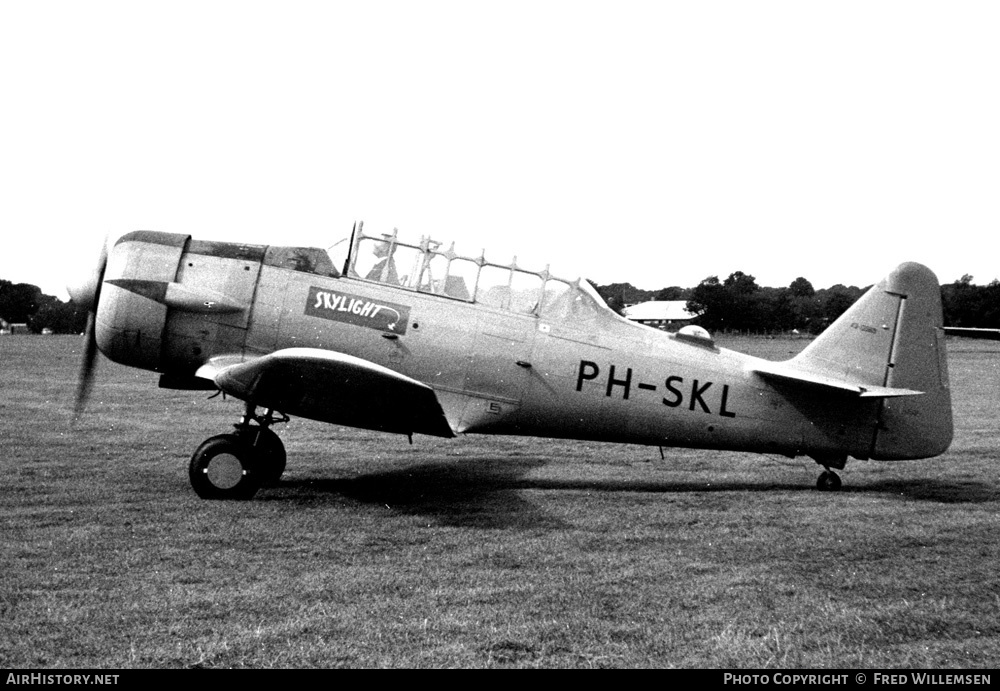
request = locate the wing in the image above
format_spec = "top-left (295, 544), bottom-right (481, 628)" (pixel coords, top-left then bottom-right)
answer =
top-left (196, 348), bottom-right (455, 438)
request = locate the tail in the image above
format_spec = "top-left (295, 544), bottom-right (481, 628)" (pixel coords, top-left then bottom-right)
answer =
top-left (793, 262), bottom-right (953, 459)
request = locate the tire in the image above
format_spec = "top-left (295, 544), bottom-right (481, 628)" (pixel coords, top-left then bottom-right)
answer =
top-left (189, 433), bottom-right (263, 500)
top-left (239, 426), bottom-right (286, 487)
top-left (816, 470), bottom-right (842, 492)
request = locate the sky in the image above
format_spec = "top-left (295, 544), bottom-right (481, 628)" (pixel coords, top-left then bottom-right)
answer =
top-left (2, 1), bottom-right (998, 301)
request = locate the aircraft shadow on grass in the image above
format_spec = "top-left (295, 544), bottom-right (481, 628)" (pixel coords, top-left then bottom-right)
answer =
top-left (261, 457), bottom-right (997, 527)
top-left (856, 478), bottom-right (998, 504)
top-left (267, 458), bottom-right (559, 529)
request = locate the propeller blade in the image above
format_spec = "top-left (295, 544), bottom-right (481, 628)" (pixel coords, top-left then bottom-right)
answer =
top-left (70, 238), bottom-right (109, 420)
top-left (67, 239), bottom-right (108, 311)
top-left (74, 312), bottom-right (98, 420)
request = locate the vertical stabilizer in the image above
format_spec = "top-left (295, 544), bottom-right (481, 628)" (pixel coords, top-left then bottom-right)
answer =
top-left (793, 262), bottom-right (952, 460)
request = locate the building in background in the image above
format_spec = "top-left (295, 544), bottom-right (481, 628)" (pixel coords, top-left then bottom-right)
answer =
top-left (0, 320), bottom-right (30, 335)
top-left (622, 300), bottom-right (698, 331)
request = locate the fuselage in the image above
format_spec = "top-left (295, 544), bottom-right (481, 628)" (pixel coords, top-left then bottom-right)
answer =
top-left (94, 229), bottom-right (890, 464)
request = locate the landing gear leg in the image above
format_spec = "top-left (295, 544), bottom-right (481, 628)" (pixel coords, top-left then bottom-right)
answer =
top-left (188, 403), bottom-right (288, 500)
top-left (235, 405), bottom-right (287, 487)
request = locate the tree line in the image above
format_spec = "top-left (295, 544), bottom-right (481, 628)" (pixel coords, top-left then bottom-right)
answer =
top-left (0, 280), bottom-right (88, 334)
top-left (597, 272), bottom-right (1000, 335)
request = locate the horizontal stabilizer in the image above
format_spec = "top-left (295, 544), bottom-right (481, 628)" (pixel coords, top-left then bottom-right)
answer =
top-left (750, 360), bottom-right (924, 398)
top-left (196, 348), bottom-right (455, 438)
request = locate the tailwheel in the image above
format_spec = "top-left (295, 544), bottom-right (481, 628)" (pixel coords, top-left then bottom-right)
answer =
top-left (189, 433), bottom-right (263, 500)
top-left (816, 470), bottom-right (842, 492)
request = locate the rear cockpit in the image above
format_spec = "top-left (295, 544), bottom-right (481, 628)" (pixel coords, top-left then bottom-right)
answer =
top-left (335, 222), bottom-right (614, 323)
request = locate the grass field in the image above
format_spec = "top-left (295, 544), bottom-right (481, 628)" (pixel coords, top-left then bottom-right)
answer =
top-left (1, 334), bottom-right (998, 668)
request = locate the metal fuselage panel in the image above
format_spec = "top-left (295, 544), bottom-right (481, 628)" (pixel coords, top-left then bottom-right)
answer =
top-left (163, 241), bottom-right (263, 371)
top-left (242, 268), bottom-right (877, 458)
top-left (515, 319), bottom-right (879, 457)
top-left (247, 271), bottom-right (492, 427)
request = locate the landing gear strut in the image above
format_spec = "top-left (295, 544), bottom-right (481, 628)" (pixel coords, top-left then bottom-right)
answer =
top-left (189, 403), bottom-right (288, 500)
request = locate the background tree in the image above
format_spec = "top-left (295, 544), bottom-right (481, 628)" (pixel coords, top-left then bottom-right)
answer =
top-left (942, 275), bottom-right (1000, 328)
top-left (811, 284), bottom-right (864, 334)
top-left (28, 295), bottom-right (88, 334)
top-left (783, 277), bottom-right (821, 332)
top-left (722, 271), bottom-right (763, 331)
top-left (687, 275), bottom-right (726, 330)
top-left (984, 281), bottom-right (1000, 327)
top-left (0, 281), bottom-right (43, 324)
top-left (601, 271), bottom-right (1000, 334)
top-left (757, 286), bottom-right (797, 332)
top-left (942, 274), bottom-right (979, 327)
top-left (654, 286), bottom-right (687, 301)
top-left (788, 277), bottom-right (815, 298)
top-left (688, 271), bottom-right (765, 332)
top-left (594, 281), bottom-right (627, 315)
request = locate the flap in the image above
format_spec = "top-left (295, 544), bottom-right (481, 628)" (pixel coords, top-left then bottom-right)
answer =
top-left (200, 348), bottom-right (455, 438)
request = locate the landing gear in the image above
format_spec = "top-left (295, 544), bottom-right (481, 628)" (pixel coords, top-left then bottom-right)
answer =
top-left (816, 470), bottom-right (842, 492)
top-left (189, 434), bottom-right (261, 500)
top-left (189, 403), bottom-right (288, 500)
top-left (810, 453), bottom-right (846, 492)
top-left (239, 425), bottom-right (286, 487)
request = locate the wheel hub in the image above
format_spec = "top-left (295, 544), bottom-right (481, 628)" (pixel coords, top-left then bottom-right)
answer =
top-left (204, 452), bottom-right (246, 490)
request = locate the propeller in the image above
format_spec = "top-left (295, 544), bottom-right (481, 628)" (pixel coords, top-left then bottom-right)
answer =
top-left (67, 239), bottom-right (109, 420)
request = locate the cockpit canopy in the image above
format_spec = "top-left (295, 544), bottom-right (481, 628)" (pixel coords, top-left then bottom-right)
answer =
top-left (262, 245), bottom-right (340, 277)
top-left (339, 223), bottom-right (612, 323)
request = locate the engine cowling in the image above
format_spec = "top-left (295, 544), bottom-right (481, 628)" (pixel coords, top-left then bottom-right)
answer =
top-left (96, 231), bottom-right (189, 372)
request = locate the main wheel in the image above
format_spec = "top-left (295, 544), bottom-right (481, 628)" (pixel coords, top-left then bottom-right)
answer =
top-left (189, 434), bottom-right (263, 500)
top-left (816, 470), bottom-right (842, 492)
top-left (239, 426), bottom-right (286, 487)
